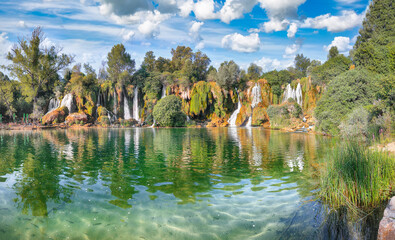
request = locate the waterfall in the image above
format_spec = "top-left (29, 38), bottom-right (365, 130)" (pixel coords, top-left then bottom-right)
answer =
top-left (251, 83), bottom-right (262, 108)
top-left (282, 83), bottom-right (303, 106)
top-left (60, 93), bottom-right (74, 113)
top-left (133, 87), bottom-right (140, 122)
top-left (228, 97), bottom-right (241, 127)
top-left (124, 95), bottom-right (132, 120)
top-left (150, 119), bottom-right (156, 128)
top-left (246, 116), bottom-right (252, 127)
top-left (107, 111), bottom-right (117, 124)
top-left (161, 85), bottom-right (166, 99)
top-left (47, 98), bottom-right (60, 113)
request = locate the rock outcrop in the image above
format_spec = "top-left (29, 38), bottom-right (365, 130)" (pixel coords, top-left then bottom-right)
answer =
top-left (378, 196), bottom-right (395, 240)
top-left (66, 112), bottom-right (88, 124)
top-left (42, 106), bottom-right (69, 125)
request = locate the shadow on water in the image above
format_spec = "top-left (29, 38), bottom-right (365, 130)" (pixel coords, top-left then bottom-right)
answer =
top-left (0, 128), bottom-right (382, 239)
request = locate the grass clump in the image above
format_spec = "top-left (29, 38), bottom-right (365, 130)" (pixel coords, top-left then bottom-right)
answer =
top-left (319, 143), bottom-right (394, 212)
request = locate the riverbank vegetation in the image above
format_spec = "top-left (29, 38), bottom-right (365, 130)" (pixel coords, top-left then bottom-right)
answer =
top-left (319, 143), bottom-right (394, 214)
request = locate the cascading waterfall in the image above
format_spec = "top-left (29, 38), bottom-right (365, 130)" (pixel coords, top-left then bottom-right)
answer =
top-left (150, 120), bottom-right (156, 128)
top-left (246, 116), bottom-right (252, 127)
top-left (251, 83), bottom-right (262, 108)
top-left (60, 93), bottom-right (74, 113)
top-left (161, 85), bottom-right (166, 99)
top-left (282, 83), bottom-right (302, 105)
top-left (133, 87), bottom-right (140, 122)
top-left (124, 95), bottom-right (132, 120)
top-left (228, 97), bottom-right (241, 127)
top-left (47, 98), bottom-right (60, 113)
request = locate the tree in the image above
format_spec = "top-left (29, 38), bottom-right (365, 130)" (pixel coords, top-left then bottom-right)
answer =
top-left (153, 95), bottom-right (186, 127)
top-left (142, 51), bottom-right (156, 73)
top-left (328, 46), bottom-right (339, 59)
top-left (247, 63), bottom-right (263, 80)
top-left (171, 46), bottom-right (193, 72)
top-left (107, 44), bottom-right (135, 87)
top-left (0, 72), bottom-right (15, 117)
top-left (310, 55), bottom-right (352, 86)
top-left (314, 68), bottom-right (379, 135)
top-left (5, 27), bottom-right (72, 119)
top-left (352, 0), bottom-right (395, 74)
top-left (294, 54), bottom-right (311, 77)
top-left (216, 60), bottom-right (241, 90)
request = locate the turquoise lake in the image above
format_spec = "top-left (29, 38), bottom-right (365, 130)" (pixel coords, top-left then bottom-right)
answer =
top-left (0, 128), bottom-right (335, 239)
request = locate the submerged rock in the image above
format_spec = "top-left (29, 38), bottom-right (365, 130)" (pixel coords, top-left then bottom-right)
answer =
top-left (42, 106), bottom-right (69, 125)
top-left (378, 197), bottom-right (395, 240)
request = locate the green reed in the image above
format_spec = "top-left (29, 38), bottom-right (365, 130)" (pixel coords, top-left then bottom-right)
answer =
top-left (319, 142), bottom-right (394, 213)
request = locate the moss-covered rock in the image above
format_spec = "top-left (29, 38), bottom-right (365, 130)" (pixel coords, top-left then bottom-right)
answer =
top-left (98, 116), bottom-right (110, 126)
top-left (235, 104), bottom-right (251, 126)
top-left (252, 104), bottom-right (269, 126)
top-left (42, 106), bottom-right (69, 125)
top-left (66, 112), bottom-right (88, 124)
top-left (97, 106), bottom-right (108, 117)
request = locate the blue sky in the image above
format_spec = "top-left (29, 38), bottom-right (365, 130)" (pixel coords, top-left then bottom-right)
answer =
top-left (0, 0), bottom-right (370, 73)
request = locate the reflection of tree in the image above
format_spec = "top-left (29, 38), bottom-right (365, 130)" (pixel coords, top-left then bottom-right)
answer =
top-left (12, 136), bottom-right (73, 216)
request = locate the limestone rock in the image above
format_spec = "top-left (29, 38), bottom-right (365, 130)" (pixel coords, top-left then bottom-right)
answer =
top-left (42, 106), bottom-right (69, 125)
top-left (378, 197), bottom-right (395, 240)
top-left (66, 112), bottom-right (88, 124)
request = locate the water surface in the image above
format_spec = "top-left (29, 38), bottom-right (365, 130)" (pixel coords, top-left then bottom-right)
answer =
top-left (0, 128), bottom-right (333, 239)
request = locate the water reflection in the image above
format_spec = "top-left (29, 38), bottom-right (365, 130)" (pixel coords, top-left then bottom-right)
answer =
top-left (0, 128), bottom-right (332, 239)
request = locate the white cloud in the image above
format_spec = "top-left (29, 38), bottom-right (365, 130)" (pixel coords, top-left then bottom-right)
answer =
top-left (287, 22), bottom-right (297, 38)
top-left (302, 10), bottom-right (364, 32)
top-left (324, 36), bottom-right (352, 52)
top-left (193, 0), bottom-right (218, 20)
top-left (219, 0), bottom-right (257, 24)
top-left (253, 57), bottom-right (281, 72)
top-left (0, 32), bottom-right (12, 67)
top-left (335, 0), bottom-right (360, 4)
top-left (195, 41), bottom-right (205, 49)
top-left (283, 43), bottom-right (300, 58)
top-left (121, 29), bottom-right (135, 41)
top-left (262, 19), bottom-right (289, 33)
top-left (257, 0), bottom-right (306, 19)
top-left (221, 33), bottom-right (260, 53)
top-left (138, 20), bottom-right (160, 38)
top-left (189, 21), bottom-right (204, 41)
top-left (18, 20), bottom-right (27, 28)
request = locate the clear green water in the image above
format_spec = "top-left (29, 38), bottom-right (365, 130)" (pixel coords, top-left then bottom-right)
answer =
top-left (0, 128), bottom-right (333, 239)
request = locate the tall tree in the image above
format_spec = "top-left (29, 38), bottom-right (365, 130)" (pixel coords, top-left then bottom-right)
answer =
top-left (5, 27), bottom-right (72, 118)
top-left (352, 0), bottom-right (395, 74)
top-left (0, 72), bottom-right (15, 117)
top-left (107, 44), bottom-right (135, 87)
top-left (294, 54), bottom-right (311, 77)
top-left (217, 60), bottom-right (241, 90)
top-left (247, 63), bottom-right (263, 80)
top-left (328, 46), bottom-right (339, 59)
top-left (142, 51), bottom-right (156, 73)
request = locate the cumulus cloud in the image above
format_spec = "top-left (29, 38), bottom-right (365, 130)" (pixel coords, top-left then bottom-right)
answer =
top-left (324, 36), bottom-right (352, 52)
top-left (253, 57), bottom-right (281, 72)
top-left (121, 29), bottom-right (135, 41)
top-left (287, 22), bottom-right (297, 38)
top-left (302, 10), bottom-right (364, 32)
top-left (138, 20), bottom-right (160, 38)
top-left (193, 0), bottom-right (218, 20)
top-left (189, 21), bottom-right (205, 49)
top-left (18, 20), bottom-right (27, 28)
top-left (257, 0), bottom-right (306, 20)
top-left (283, 43), bottom-right (300, 58)
top-left (219, 0), bottom-right (257, 24)
top-left (222, 33), bottom-right (260, 53)
top-left (262, 19), bottom-right (289, 33)
top-left (0, 32), bottom-right (12, 66)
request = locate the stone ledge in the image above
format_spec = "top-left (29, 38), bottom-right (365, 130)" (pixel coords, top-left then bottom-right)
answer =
top-left (378, 196), bottom-right (395, 240)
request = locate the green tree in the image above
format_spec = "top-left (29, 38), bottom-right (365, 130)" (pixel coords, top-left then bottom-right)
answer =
top-left (310, 55), bottom-right (352, 86)
top-left (328, 46), bottom-right (339, 59)
top-left (315, 68), bottom-right (379, 135)
top-left (153, 95), bottom-right (186, 127)
top-left (0, 72), bottom-right (15, 117)
top-left (247, 63), bottom-right (263, 80)
top-left (216, 60), bottom-right (241, 90)
top-left (142, 51), bottom-right (156, 73)
top-left (352, 0), bottom-right (395, 74)
top-left (294, 54), bottom-right (311, 77)
top-left (107, 44), bottom-right (135, 87)
top-left (5, 27), bottom-right (72, 119)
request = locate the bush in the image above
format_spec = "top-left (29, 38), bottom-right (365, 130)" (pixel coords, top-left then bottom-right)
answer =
top-left (314, 69), bottom-right (379, 135)
top-left (319, 143), bottom-right (395, 212)
top-left (153, 95), bottom-right (186, 127)
top-left (267, 105), bottom-right (290, 128)
top-left (339, 107), bottom-right (369, 140)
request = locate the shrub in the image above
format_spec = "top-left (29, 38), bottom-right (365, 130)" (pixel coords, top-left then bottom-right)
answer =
top-left (319, 143), bottom-right (395, 213)
top-left (314, 69), bottom-right (379, 135)
top-left (339, 107), bottom-right (369, 140)
top-left (153, 95), bottom-right (186, 127)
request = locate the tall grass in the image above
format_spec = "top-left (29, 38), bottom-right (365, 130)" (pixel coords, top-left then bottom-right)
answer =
top-left (319, 143), bottom-right (395, 214)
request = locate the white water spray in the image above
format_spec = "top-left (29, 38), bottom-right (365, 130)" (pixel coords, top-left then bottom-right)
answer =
top-left (161, 85), bottom-right (166, 99)
top-left (47, 98), bottom-right (60, 113)
top-left (282, 83), bottom-right (302, 105)
top-left (133, 87), bottom-right (140, 122)
top-left (228, 97), bottom-right (241, 127)
top-left (60, 93), bottom-right (74, 113)
top-left (124, 95), bottom-right (132, 120)
top-left (251, 83), bottom-right (262, 108)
